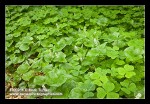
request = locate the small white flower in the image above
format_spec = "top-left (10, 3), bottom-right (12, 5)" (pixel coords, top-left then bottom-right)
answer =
top-left (135, 93), bottom-right (142, 99)
top-left (94, 38), bottom-right (99, 45)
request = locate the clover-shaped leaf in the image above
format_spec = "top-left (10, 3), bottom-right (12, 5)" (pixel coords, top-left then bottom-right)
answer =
top-left (118, 67), bottom-right (126, 75)
top-left (69, 88), bottom-right (82, 98)
top-left (125, 71), bottom-right (136, 78)
top-left (121, 88), bottom-right (131, 94)
top-left (86, 48), bottom-right (99, 57)
top-left (19, 44), bottom-right (29, 51)
top-left (45, 70), bottom-right (67, 87)
top-left (116, 59), bottom-right (125, 65)
top-left (128, 83), bottom-right (137, 92)
top-left (79, 80), bottom-right (96, 92)
top-left (103, 82), bottom-right (115, 92)
top-left (120, 80), bottom-right (137, 94)
top-left (16, 62), bottom-right (30, 74)
top-left (53, 39), bottom-right (66, 52)
top-left (33, 76), bottom-right (45, 86)
top-left (124, 64), bottom-right (134, 71)
top-left (97, 87), bottom-right (107, 98)
top-left (100, 76), bottom-right (108, 83)
top-left (120, 80), bottom-right (130, 88)
top-left (107, 92), bottom-right (119, 98)
top-left (93, 80), bottom-right (102, 86)
top-left (90, 72), bottom-right (100, 79)
top-left (109, 27), bottom-right (119, 32)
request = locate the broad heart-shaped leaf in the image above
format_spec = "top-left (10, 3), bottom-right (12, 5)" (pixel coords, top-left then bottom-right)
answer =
top-left (125, 71), bottom-right (136, 78)
top-left (117, 67), bottom-right (126, 75)
top-left (97, 87), bottom-right (107, 98)
top-left (69, 88), bottom-right (82, 98)
top-left (53, 52), bottom-right (67, 62)
top-left (22, 70), bottom-right (34, 81)
top-left (106, 92), bottom-right (119, 98)
top-left (33, 76), bottom-right (45, 86)
top-left (121, 88), bottom-right (131, 94)
top-left (45, 75), bottom-right (67, 87)
top-left (83, 92), bottom-right (94, 98)
top-left (102, 82), bottom-right (115, 92)
top-left (16, 62), bottom-right (30, 74)
top-left (124, 64), bottom-right (134, 71)
top-left (128, 83), bottom-right (137, 92)
top-left (19, 44), bottom-right (29, 51)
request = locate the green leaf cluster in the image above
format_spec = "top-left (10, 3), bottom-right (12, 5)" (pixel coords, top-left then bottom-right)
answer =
top-left (6, 5), bottom-right (144, 99)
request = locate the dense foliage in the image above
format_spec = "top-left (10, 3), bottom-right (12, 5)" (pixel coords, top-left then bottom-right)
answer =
top-left (5, 5), bottom-right (145, 99)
